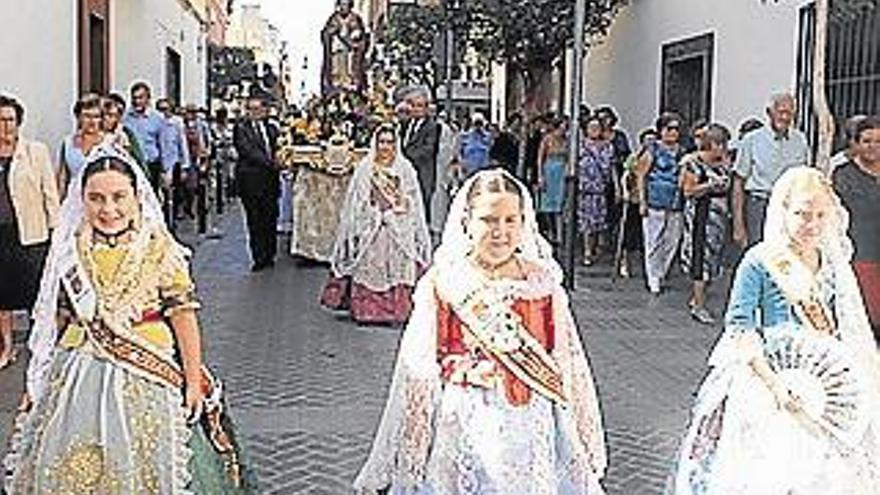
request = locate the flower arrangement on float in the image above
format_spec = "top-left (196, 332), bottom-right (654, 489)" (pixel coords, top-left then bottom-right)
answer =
top-left (277, 87), bottom-right (395, 175)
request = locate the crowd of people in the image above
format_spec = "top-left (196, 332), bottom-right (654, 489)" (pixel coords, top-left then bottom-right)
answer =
top-left (1, 75), bottom-right (879, 494)
top-left (486, 93), bottom-right (879, 335)
top-left (316, 85), bottom-right (879, 493)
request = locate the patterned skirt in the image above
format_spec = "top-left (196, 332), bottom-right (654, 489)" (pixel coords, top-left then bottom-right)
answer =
top-left (4, 349), bottom-right (258, 494)
top-left (320, 226), bottom-right (420, 326)
top-left (577, 192), bottom-right (609, 235)
top-left (681, 199), bottom-right (729, 282)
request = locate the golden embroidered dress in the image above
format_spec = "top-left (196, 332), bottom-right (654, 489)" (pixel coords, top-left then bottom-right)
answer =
top-left (4, 144), bottom-right (256, 494)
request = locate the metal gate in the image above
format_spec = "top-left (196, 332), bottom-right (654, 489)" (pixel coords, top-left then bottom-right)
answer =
top-left (797, 2), bottom-right (880, 148)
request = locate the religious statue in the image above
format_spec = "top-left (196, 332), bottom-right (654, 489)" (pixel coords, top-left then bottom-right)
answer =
top-left (321, 0), bottom-right (370, 97)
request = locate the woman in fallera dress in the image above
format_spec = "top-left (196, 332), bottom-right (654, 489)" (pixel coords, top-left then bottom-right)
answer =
top-left (354, 169), bottom-right (607, 494)
top-left (320, 123), bottom-right (432, 325)
top-left (668, 167), bottom-right (880, 494)
top-left (4, 143), bottom-right (256, 494)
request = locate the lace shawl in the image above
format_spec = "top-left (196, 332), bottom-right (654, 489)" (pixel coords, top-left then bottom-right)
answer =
top-left (329, 144), bottom-right (432, 281)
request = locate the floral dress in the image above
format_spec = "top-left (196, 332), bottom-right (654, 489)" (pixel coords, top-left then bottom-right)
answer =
top-left (680, 156), bottom-right (731, 282)
top-left (4, 227), bottom-right (256, 494)
top-left (577, 140), bottom-right (613, 234)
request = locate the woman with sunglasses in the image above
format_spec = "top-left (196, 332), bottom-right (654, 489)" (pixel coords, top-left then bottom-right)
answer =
top-left (635, 112), bottom-right (686, 295)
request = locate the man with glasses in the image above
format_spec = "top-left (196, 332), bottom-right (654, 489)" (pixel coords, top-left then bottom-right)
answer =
top-left (833, 115), bottom-right (880, 341)
top-left (731, 92), bottom-right (811, 247)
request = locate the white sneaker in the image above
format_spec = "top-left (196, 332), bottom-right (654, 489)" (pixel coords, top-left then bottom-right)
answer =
top-left (690, 307), bottom-right (716, 325)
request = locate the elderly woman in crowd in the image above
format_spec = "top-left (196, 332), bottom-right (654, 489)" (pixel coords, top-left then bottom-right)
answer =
top-left (58, 93), bottom-right (104, 199)
top-left (616, 129), bottom-right (657, 278)
top-left (578, 114), bottom-right (617, 265)
top-left (635, 112), bottom-right (686, 294)
top-left (679, 124), bottom-right (732, 325)
top-left (0, 94), bottom-right (59, 369)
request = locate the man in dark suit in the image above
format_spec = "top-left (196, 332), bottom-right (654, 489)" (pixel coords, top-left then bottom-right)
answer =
top-left (400, 86), bottom-right (440, 221)
top-left (233, 96), bottom-right (281, 271)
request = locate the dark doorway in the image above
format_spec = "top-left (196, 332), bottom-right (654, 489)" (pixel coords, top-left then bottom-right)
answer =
top-left (89, 15), bottom-right (106, 94)
top-left (78, 0), bottom-right (109, 94)
top-left (660, 33), bottom-right (714, 129)
top-left (166, 48), bottom-right (182, 106)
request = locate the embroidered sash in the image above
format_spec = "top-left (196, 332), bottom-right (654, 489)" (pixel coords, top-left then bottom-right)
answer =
top-left (448, 283), bottom-right (567, 405)
top-left (759, 245), bottom-right (837, 337)
top-left (371, 166), bottom-right (404, 210)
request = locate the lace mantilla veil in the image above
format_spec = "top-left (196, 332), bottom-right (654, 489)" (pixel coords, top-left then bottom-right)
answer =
top-left (764, 167), bottom-right (880, 404)
top-left (761, 167), bottom-right (880, 447)
top-left (353, 169), bottom-right (607, 493)
top-left (329, 127), bottom-right (432, 279)
top-left (25, 142), bottom-right (189, 401)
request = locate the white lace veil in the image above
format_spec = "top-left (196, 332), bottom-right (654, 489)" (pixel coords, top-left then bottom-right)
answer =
top-left (434, 168), bottom-right (563, 283)
top-left (763, 166), bottom-right (880, 435)
top-left (25, 142), bottom-right (186, 400)
top-left (329, 125), bottom-right (432, 279)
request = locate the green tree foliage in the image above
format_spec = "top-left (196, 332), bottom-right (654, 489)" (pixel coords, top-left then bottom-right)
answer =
top-left (382, 4), bottom-right (446, 89)
top-left (465, 0), bottom-right (625, 74)
top-left (209, 46), bottom-right (257, 101)
top-left (383, 0), bottom-right (625, 112)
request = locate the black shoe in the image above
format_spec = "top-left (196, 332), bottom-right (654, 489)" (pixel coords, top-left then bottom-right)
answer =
top-left (252, 258), bottom-right (276, 271)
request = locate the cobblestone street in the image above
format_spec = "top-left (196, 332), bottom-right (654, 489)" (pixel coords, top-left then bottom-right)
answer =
top-left (1, 207), bottom-right (725, 494)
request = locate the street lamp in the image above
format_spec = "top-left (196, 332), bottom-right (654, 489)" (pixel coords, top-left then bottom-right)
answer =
top-left (562, 0), bottom-right (587, 289)
top-left (443, 0), bottom-right (459, 118)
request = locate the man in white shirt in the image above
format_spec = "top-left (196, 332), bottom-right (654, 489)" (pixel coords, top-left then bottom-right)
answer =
top-left (732, 92), bottom-right (811, 247)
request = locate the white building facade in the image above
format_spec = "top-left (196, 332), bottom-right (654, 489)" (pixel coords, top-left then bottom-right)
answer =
top-left (0, 0), bottom-right (208, 155)
top-left (582, 0), bottom-right (880, 144)
top-left (0, 0), bottom-right (79, 153)
top-left (112, 0), bottom-right (208, 108)
top-left (582, 0), bottom-right (810, 137)
top-left (227, 4), bottom-right (282, 74)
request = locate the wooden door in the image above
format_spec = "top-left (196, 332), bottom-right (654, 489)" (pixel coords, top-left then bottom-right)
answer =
top-left (78, 0), bottom-right (110, 95)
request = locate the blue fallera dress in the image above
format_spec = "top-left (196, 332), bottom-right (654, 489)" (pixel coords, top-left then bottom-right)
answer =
top-left (667, 244), bottom-right (880, 494)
